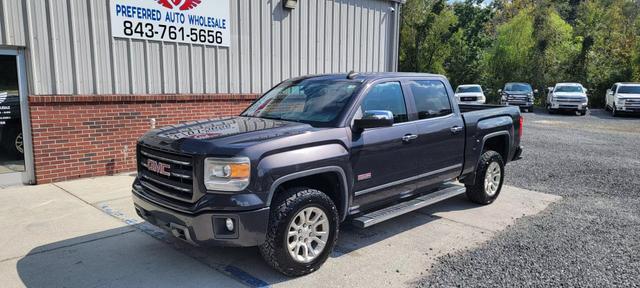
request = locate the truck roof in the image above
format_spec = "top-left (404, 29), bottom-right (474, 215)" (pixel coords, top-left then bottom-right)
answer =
top-left (292, 72), bottom-right (446, 82)
top-left (616, 82), bottom-right (640, 86)
top-left (457, 84), bottom-right (482, 87)
top-left (555, 82), bottom-right (584, 86)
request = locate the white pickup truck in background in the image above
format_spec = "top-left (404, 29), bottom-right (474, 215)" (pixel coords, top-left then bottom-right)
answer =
top-left (454, 84), bottom-right (486, 104)
top-left (605, 83), bottom-right (640, 117)
top-left (546, 83), bottom-right (588, 116)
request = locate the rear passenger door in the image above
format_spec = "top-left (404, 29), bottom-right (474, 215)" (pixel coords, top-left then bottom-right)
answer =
top-left (406, 79), bottom-right (465, 187)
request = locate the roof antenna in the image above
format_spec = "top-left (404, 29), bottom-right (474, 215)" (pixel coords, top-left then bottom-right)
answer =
top-left (347, 70), bottom-right (359, 79)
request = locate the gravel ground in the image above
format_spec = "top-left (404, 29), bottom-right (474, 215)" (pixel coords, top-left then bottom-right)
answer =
top-left (419, 109), bottom-right (640, 287)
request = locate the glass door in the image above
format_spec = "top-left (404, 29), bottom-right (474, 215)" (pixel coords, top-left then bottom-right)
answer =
top-left (0, 55), bottom-right (24, 176)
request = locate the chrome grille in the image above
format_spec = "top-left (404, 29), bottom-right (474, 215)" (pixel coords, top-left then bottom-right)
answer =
top-left (624, 99), bottom-right (640, 108)
top-left (507, 95), bottom-right (528, 102)
top-left (138, 145), bottom-right (194, 202)
top-left (460, 96), bottom-right (478, 102)
top-left (555, 97), bottom-right (585, 103)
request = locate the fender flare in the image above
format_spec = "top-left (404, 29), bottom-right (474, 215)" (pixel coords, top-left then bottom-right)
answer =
top-left (462, 131), bottom-right (512, 186)
top-left (266, 166), bottom-right (350, 222)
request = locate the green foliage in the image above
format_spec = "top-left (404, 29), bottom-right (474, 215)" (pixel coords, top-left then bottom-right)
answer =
top-left (484, 8), bottom-right (535, 95)
top-left (399, 0), bottom-right (640, 107)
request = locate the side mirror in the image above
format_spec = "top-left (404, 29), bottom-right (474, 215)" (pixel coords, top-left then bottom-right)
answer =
top-left (354, 110), bottom-right (394, 131)
top-left (497, 89), bottom-right (502, 94)
top-left (606, 89), bottom-right (612, 95)
top-left (547, 87), bottom-right (554, 92)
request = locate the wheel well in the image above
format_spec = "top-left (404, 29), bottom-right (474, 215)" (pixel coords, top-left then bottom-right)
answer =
top-left (483, 135), bottom-right (509, 161)
top-left (277, 172), bottom-right (345, 219)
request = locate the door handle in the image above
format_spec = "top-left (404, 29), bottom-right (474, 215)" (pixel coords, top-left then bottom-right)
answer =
top-left (402, 134), bottom-right (418, 142)
top-left (450, 126), bottom-right (463, 134)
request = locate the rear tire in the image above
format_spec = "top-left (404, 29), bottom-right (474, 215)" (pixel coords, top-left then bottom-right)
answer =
top-left (547, 105), bottom-right (555, 114)
top-left (465, 150), bottom-right (505, 205)
top-left (260, 187), bottom-right (339, 277)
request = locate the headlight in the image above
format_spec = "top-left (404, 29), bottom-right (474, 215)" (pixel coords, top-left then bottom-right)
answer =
top-left (204, 157), bottom-right (251, 191)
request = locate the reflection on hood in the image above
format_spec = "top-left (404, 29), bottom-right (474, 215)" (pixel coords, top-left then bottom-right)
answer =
top-left (155, 117), bottom-right (289, 140)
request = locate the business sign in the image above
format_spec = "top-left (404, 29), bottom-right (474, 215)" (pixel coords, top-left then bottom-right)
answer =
top-left (110, 0), bottom-right (230, 46)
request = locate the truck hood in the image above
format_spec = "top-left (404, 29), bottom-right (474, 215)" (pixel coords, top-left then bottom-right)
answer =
top-left (139, 116), bottom-right (316, 155)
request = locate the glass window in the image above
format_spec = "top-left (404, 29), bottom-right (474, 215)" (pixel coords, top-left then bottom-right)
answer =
top-left (409, 80), bottom-right (452, 119)
top-left (359, 82), bottom-right (408, 124)
top-left (617, 85), bottom-right (640, 94)
top-left (456, 86), bottom-right (482, 93)
top-left (242, 78), bottom-right (362, 126)
top-left (504, 83), bottom-right (532, 93)
top-left (554, 85), bottom-right (584, 93)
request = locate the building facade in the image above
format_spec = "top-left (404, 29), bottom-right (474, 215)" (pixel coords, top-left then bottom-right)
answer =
top-left (0, 0), bottom-right (403, 185)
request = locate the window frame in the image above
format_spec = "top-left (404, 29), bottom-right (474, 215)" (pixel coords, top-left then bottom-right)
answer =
top-left (406, 79), bottom-right (455, 121)
top-left (348, 80), bottom-right (412, 127)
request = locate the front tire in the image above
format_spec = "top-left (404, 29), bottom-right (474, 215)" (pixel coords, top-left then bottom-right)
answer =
top-left (465, 150), bottom-right (505, 205)
top-left (260, 187), bottom-right (339, 277)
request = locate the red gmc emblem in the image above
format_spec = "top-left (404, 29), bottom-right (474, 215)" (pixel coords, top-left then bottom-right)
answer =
top-left (147, 159), bottom-right (171, 176)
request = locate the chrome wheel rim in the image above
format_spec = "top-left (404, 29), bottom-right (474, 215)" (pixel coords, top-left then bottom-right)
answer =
top-left (484, 162), bottom-right (501, 196)
top-left (15, 133), bottom-right (24, 154)
top-left (286, 207), bottom-right (329, 263)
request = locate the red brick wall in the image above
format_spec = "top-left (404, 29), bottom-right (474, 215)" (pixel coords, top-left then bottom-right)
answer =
top-left (29, 94), bottom-right (258, 184)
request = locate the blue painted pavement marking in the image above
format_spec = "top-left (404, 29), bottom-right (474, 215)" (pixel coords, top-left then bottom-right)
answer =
top-left (97, 203), bottom-right (271, 288)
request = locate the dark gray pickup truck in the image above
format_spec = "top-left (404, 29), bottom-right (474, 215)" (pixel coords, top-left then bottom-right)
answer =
top-left (132, 72), bottom-right (523, 276)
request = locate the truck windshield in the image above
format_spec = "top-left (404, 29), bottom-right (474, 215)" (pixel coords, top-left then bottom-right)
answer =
top-left (504, 83), bottom-right (532, 92)
top-left (242, 78), bottom-right (362, 126)
top-left (554, 86), bottom-right (583, 93)
top-left (618, 85), bottom-right (640, 94)
top-left (457, 86), bottom-right (482, 93)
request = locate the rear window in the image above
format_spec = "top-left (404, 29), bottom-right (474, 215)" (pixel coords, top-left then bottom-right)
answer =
top-left (618, 85), bottom-right (640, 94)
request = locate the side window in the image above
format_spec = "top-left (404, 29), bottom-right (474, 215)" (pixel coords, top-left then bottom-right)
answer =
top-left (409, 80), bottom-right (452, 120)
top-left (359, 82), bottom-right (408, 124)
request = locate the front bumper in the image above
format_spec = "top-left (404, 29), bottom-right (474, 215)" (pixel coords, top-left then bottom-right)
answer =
top-left (133, 191), bottom-right (269, 247)
top-left (549, 102), bottom-right (588, 111)
top-left (617, 105), bottom-right (640, 112)
top-left (502, 101), bottom-right (533, 107)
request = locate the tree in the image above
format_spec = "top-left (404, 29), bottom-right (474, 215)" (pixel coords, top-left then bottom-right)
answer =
top-left (399, 0), bottom-right (457, 74)
top-left (445, 0), bottom-right (494, 87)
top-left (483, 8), bottom-right (535, 98)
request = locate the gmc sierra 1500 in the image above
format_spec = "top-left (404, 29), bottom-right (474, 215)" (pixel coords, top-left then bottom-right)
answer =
top-left (132, 72), bottom-right (523, 276)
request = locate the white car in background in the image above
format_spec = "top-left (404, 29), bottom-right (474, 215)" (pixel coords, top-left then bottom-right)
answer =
top-left (454, 84), bottom-right (486, 104)
top-left (546, 82), bottom-right (588, 116)
top-left (605, 83), bottom-right (640, 117)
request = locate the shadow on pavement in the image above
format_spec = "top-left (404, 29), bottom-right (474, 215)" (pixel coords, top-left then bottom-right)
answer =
top-left (15, 195), bottom-right (482, 287)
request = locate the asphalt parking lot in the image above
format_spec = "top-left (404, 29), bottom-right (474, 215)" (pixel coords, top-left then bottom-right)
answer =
top-left (420, 109), bottom-right (640, 287)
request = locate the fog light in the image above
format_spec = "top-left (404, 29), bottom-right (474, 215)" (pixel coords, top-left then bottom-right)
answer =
top-left (225, 218), bottom-right (234, 231)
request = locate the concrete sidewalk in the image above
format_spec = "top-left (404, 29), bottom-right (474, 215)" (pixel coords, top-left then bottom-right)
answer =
top-left (0, 174), bottom-right (561, 288)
